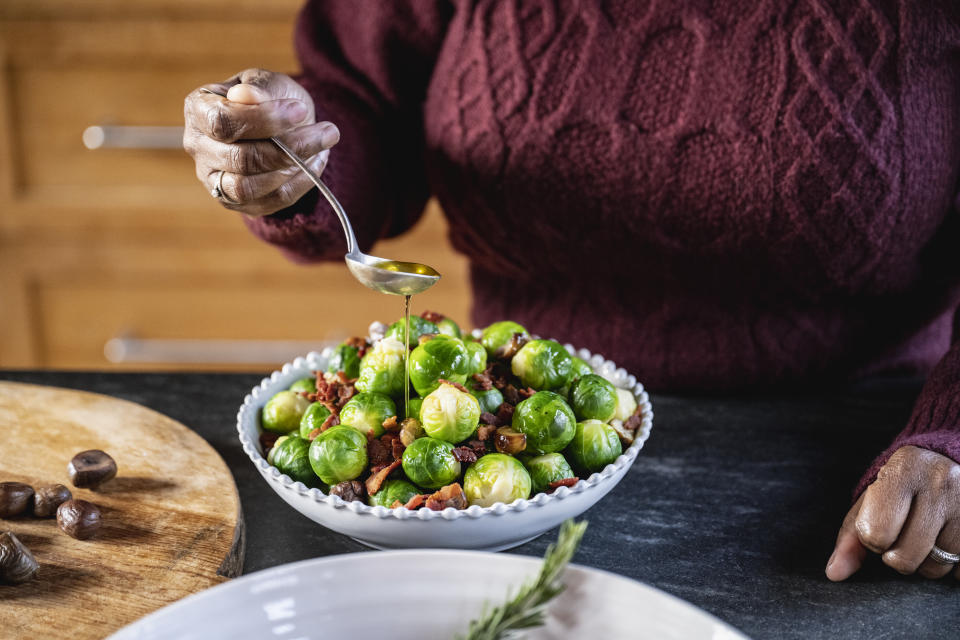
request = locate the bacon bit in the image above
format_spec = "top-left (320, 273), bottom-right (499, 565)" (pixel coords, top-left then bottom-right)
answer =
top-left (502, 385), bottom-right (521, 405)
top-left (320, 413), bottom-right (340, 432)
top-left (471, 371), bottom-right (494, 391)
top-left (368, 438), bottom-right (392, 467)
top-left (365, 459), bottom-right (402, 495)
top-left (403, 494), bottom-right (427, 510)
top-left (479, 412), bottom-right (498, 426)
top-left (517, 387), bottom-right (536, 400)
top-left (337, 383), bottom-right (357, 406)
top-left (420, 310), bottom-right (445, 323)
top-left (547, 478), bottom-right (579, 492)
top-left (381, 415), bottom-right (399, 432)
top-left (624, 409), bottom-right (643, 432)
top-left (495, 403), bottom-right (515, 426)
top-left (390, 438), bottom-right (406, 461)
top-left (476, 425), bottom-right (497, 441)
top-left (438, 378), bottom-right (469, 394)
top-left (424, 483), bottom-right (468, 511)
top-left (494, 332), bottom-right (528, 359)
top-left (390, 500), bottom-right (404, 509)
top-left (466, 439), bottom-right (489, 458)
top-left (307, 428), bottom-right (322, 441)
top-left (345, 336), bottom-right (368, 358)
top-left (452, 446), bottom-right (478, 463)
top-left (259, 432), bottom-right (279, 458)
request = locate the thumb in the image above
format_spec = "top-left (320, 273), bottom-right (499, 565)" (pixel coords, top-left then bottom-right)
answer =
top-left (825, 494), bottom-right (867, 582)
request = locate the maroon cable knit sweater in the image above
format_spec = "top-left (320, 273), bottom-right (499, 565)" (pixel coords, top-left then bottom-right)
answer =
top-left (245, 1), bottom-right (960, 494)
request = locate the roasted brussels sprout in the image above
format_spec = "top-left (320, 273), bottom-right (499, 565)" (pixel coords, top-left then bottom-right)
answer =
top-left (420, 382), bottom-right (481, 443)
top-left (407, 396), bottom-right (424, 420)
top-left (524, 453), bottom-right (575, 494)
top-left (480, 321), bottom-right (530, 357)
top-left (470, 384), bottom-right (503, 414)
top-left (327, 341), bottom-right (363, 378)
top-left (463, 453), bottom-right (532, 507)
top-left (384, 316), bottom-right (439, 347)
top-left (269, 435), bottom-right (322, 487)
top-left (565, 419), bottom-right (623, 473)
top-left (266, 435), bottom-right (288, 465)
top-left (407, 334), bottom-right (470, 396)
top-left (299, 402), bottom-right (332, 438)
top-left (463, 340), bottom-right (488, 378)
top-left (511, 339), bottom-right (573, 390)
top-left (511, 391), bottom-right (577, 454)
top-left (368, 478), bottom-right (421, 507)
top-left (570, 374), bottom-right (618, 422)
top-left (569, 356), bottom-right (594, 379)
top-left (436, 317), bottom-right (462, 339)
top-left (288, 377), bottom-right (317, 393)
top-left (401, 437), bottom-right (461, 489)
top-left (613, 387), bottom-right (639, 422)
top-left (355, 337), bottom-right (407, 397)
top-left (261, 390), bottom-right (312, 434)
top-left (338, 392), bottom-right (397, 439)
top-left (308, 425), bottom-right (369, 485)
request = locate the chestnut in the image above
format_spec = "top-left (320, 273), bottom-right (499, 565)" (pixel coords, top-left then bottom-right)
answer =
top-left (0, 531), bottom-right (38, 584)
top-left (68, 450), bottom-right (117, 488)
top-left (57, 499), bottom-right (102, 540)
top-left (0, 482), bottom-right (35, 518)
top-left (32, 484), bottom-right (73, 518)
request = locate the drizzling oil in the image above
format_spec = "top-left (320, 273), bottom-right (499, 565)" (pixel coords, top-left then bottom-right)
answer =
top-left (403, 293), bottom-right (412, 418)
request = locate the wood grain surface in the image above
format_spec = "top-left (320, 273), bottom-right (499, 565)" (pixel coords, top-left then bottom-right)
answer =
top-left (0, 381), bottom-right (243, 639)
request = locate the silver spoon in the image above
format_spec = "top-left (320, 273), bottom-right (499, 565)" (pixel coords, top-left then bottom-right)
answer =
top-left (200, 87), bottom-right (440, 296)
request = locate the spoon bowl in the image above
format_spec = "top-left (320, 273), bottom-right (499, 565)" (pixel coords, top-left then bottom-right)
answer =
top-left (200, 86), bottom-right (440, 296)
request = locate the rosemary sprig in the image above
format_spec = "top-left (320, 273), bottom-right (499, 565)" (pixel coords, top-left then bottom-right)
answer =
top-left (458, 520), bottom-right (589, 640)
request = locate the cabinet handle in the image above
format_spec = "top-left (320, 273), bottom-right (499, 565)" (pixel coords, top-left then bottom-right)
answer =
top-left (82, 126), bottom-right (185, 150)
top-left (104, 336), bottom-right (334, 364)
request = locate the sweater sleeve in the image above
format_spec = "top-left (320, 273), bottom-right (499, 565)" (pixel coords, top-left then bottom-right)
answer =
top-left (243, 0), bottom-right (453, 263)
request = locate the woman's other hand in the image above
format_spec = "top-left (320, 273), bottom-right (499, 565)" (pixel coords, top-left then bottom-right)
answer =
top-left (826, 446), bottom-right (960, 581)
top-left (183, 68), bottom-right (340, 217)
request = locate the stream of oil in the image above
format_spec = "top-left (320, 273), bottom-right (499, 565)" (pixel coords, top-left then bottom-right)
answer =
top-left (403, 293), bottom-right (412, 419)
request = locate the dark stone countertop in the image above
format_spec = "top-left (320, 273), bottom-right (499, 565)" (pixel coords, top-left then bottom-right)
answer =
top-left (1, 371), bottom-right (956, 639)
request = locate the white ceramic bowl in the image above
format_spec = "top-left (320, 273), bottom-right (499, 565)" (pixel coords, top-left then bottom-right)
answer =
top-left (237, 343), bottom-right (653, 551)
top-left (109, 551), bottom-right (748, 640)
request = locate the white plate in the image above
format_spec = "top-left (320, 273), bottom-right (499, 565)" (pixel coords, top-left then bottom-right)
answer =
top-left (237, 343), bottom-right (653, 551)
top-left (108, 550), bottom-right (749, 640)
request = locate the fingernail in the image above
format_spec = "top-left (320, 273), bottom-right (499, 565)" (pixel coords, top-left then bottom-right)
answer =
top-left (287, 101), bottom-right (308, 123)
top-left (320, 123), bottom-right (340, 147)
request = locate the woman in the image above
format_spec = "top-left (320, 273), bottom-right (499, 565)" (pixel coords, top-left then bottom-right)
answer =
top-left (183, 1), bottom-right (960, 580)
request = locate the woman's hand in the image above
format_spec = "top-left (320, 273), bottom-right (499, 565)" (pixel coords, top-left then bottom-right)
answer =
top-left (183, 68), bottom-right (340, 217)
top-left (826, 446), bottom-right (960, 581)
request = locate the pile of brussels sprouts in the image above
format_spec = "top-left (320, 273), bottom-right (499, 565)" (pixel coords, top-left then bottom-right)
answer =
top-left (258, 313), bottom-right (642, 511)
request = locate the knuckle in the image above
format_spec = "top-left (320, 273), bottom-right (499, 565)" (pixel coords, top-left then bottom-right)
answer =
top-left (208, 106), bottom-right (240, 142)
top-left (855, 520), bottom-right (892, 552)
top-left (230, 144), bottom-right (262, 175)
top-left (881, 550), bottom-right (917, 575)
top-left (230, 175), bottom-right (254, 203)
top-left (917, 563), bottom-right (946, 580)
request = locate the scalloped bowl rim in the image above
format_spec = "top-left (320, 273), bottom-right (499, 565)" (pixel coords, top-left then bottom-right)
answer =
top-left (236, 341), bottom-right (653, 521)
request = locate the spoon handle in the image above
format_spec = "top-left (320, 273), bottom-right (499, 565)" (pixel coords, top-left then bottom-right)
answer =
top-left (199, 87), bottom-right (359, 255)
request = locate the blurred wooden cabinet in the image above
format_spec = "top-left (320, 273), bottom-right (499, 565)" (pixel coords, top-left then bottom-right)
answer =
top-left (0, 1), bottom-right (470, 370)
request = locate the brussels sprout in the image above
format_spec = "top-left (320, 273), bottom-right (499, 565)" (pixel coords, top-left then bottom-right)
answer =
top-left (384, 316), bottom-right (439, 347)
top-left (570, 374), bottom-right (618, 422)
top-left (299, 402), bottom-right (332, 438)
top-left (266, 436), bottom-right (288, 465)
top-left (270, 436), bottom-right (323, 487)
top-left (339, 392), bottom-right (397, 438)
top-left (436, 317), bottom-right (462, 339)
top-left (511, 391), bottom-right (577, 454)
top-left (469, 384), bottom-right (503, 414)
top-left (480, 321), bottom-right (530, 357)
top-left (463, 453), bottom-right (532, 507)
top-left (569, 356), bottom-right (594, 379)
top-left (368, 478), bottom-right (421, 507)
top-left (565, 419), bottom-right (623, 473)
top-left (524, 453), bottom-right (575, 494)
top-left (356, 337), bottom-right (407, 397)
top-left (420, 382), bottom-right (481, 443)
top-left (308, 425), bottom-right (368, 485)
top-left (288, 377), bottom-right (317, 393)
top-left (511, 339), bottom-right (573, 390)
top-left (407, 396), bottom-right (424, 420)
top-left (261, 390), bottom-right (312, 434)
top-left (463, 340), bottom-right (487, 378)
top-left (408, 334), bottom-right (470, 396)
top-left (612, 387), bottom-right (639, 422)
top-left (401, 437), bottom-right (461, 489)
top-left (327, 341), bottom-right (363, 378)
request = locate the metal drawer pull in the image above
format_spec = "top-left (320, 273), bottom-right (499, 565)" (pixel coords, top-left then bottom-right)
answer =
top-left (104, 336), bottom-right (334, 364)
top-left (82, 126), bottom-right (185, 150)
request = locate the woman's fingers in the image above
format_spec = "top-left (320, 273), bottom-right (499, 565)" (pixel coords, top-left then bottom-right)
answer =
top-left (185, 122), bottom-right (340, 175)
top-left (917, 520), bottom-right (960, 579)
top-left (880, 493), bottom-right (944, 574)
top-left (212, 151), bottom-right (330, 218)
top-left (826, 495), bottom-right (867, 581)
top-left (854, 462), bottom-right (914, 554)
top-left (186, 90), bottom-right (311, 143)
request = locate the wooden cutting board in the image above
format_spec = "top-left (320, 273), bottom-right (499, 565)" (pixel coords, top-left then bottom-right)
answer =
top-left (0, 382), bottom-right (243, 639)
